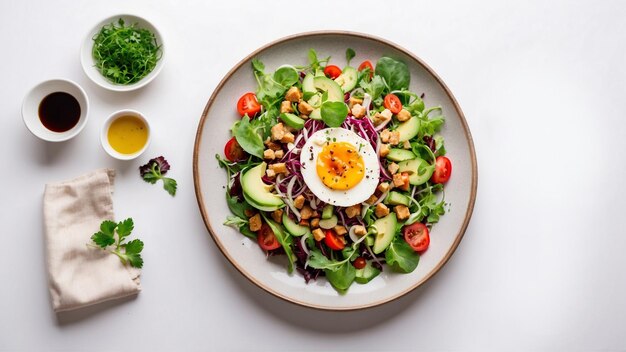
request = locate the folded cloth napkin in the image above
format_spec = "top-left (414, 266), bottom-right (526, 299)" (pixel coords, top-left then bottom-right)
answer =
top-left (43, 169), bottom-right (141, 312)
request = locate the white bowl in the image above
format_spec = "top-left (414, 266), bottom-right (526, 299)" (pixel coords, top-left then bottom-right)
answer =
top-left (22, 79), bottom-right (89, 142)
top-left (81, 14), bottom-right (165, 92)
top-left (101, 109), bottom-right (151, 160)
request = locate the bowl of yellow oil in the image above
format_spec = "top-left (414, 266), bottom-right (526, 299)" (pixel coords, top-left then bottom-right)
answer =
top-left (101, 109), bottom-right (151, 160)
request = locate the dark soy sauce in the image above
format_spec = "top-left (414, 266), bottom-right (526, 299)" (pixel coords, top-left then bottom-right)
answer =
top-left (38, 92), bottom-right (81, 132)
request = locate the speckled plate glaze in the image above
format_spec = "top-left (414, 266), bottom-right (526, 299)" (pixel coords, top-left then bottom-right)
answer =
top-left (193, 31), bottom-right (477, 311)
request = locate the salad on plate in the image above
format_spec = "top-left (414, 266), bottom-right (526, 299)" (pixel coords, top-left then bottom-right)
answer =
top-left (216, 48), bottom-right (452, 293)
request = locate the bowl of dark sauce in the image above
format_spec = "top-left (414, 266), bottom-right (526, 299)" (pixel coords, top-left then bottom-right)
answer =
top-left (22, 79), bottom-right (89, 142)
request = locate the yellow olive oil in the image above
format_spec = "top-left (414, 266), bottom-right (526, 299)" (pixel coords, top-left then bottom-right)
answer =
top-left (107, 115), bottom-right (148, 154)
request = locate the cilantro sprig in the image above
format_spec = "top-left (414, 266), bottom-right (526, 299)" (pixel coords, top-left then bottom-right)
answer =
top-left (90, 218), bottom-right (144, 268)
top-left (139, 156), bottom-right (177, 196)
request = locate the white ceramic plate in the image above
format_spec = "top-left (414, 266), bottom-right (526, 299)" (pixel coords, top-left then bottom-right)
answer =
top-left (80, 14), bottom-right (165, 92)
top-left (193, 32), bottom-right (477, 310)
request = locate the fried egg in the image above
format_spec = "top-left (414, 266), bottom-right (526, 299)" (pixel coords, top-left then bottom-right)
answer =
top-left (300, 128), bottom-right (379, 207)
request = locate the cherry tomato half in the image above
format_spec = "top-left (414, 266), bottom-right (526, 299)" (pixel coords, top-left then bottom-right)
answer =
top-left (224, 137), bottom-right (247, 162)
top-left (383, 94), bottom-right (403, 114)
top-left (431, 156), bottom-right (452, 184)
top-left (324, 230), bottom-right (345, 250)
top-left (257, 223), bottom-right (281, 251)
top-left (353, 257), bottom-right (367, 269)
top-left (236, 92), bottom-right (262, 118)
top-left (323, 65), bottom-right (342, 79)
top-left (358, 60), bottom-right (374, 78)
top-left (403, 222), bottom-right (430, 252)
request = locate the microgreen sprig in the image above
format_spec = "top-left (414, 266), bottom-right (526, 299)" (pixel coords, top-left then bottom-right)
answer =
top-left (139, 156), bottom-right (177, 196)
top-left (92, 18), bottom-right (162, 85)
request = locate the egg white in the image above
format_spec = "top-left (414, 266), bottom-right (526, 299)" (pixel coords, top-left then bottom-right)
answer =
top-left (299, 128), bottom-right (379, 207)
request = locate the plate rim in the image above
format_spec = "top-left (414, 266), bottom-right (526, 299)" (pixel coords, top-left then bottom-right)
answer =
top-left (193, 30), bottom-right (478, 311)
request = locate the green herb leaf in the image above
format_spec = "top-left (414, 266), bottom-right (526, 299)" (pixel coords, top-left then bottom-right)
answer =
top-left (232, 115), bottom-right (265, 158)
top-left (124, 239), bottom-right (144, 255)
top-left (307, 249), bottom-right (335, 270)
top-left (116, 218), bottom-right (134, 239)
top-left (375, 57), bottom-right (410, 91)
top-left (91, 231), bottom-right (115, 248)
top-left (261, 216), bottom-right (295, 273)
top-left (345, 48), bottom-right (356, 65)
top-left (325, 261), bottom-right (356, 294)
top-left (320, 101), bottom-right (349, 127)
top-left (273, 66), bottom-right (299, 87)
top-left (385, 237), bottom-right (420, 273)
top-left (162, 177), bottom-right (178, 196)
top-left (359, 75), bottom-right (385, 101)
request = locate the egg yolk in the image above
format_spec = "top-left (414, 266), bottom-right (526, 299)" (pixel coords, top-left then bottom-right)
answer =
top-left (316, 142), bottom-right (365, 190)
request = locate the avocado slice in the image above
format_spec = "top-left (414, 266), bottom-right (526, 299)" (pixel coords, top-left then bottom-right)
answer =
top-left (280, 113), bottom-right (305, 130)
top-left (398, 158), bottom-right (435, 186)
top-left (304, 76), bottom-right (344, 120)
top-left (282, 212), bottom-right (311, 237)
top-left (372, 213), bottom-right (398, 254)
top-left (386, 191), bottom-right (411, 206)
top-left (395, 115), bottom-right (420, 142)
top-left (386, 148), bottom-right (416, 162)
top-left (241, 163), bottom-right (284, 211)
top-left (355, 261), bottom-right (381, 284)
top-left (334, 66), bottom-right (358, 92)
top-left (321, 205), bottom-right (334, 219)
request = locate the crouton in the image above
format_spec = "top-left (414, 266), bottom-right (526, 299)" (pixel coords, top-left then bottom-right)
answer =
top-left (269, 163), bottom-right (288, 174)
top-left (285, 87), bottom-right (302, 102)
top-left (345, 204), bottom-right (362, 218)
top-left (348, 96), bottom-right (363, 108)
top-left (379, 143), bottom-right (390, 157)
top-left (375, 203), bottom-right (390, 218)
top-left (280, 100), bottom-right (294, 113)
top-left (377, 182), bottom-right (390, 193)
top-left (403, 141), bottom-right (411, 149)
top-left (388, 162), bottom-right (400, 175)
top-left (380, 129), bottom-right (391, 143)
top-left (312, 228), bottom-right (325, 241)
top-left (353, 225), bottom-right (367, 237)
top-left (298, 100), bottom-right (314, 115)
top-left (249, 214), bottom-right (262, 232)
top-left (294, 195), bottom-right (305, 209)
top-left (394, 205), bottom-right (410, 220)
top-left (244, 209), bottom-right (256, 218)
top-left (396, 109), bottom-right (411, 122)
top-left (389, 131), bottom-right (400, 145)
top-left (334, 226), bottom-right (348, 236)
top-left (299, 219), bottom-right (310, 227)
top-left (310, 218), bottom-right (320, 228)
top-left (265, 140), bottom-right (282, 151)
top-left (274, 150), bottom-right (284, 159)
top-left (263, 149), bottom-right (275, 160)
top-left (300, 205), bottom-right (313, 220)
top-left (265, 168), bottom-right (276, 178)
top-left (365, 194), bottom-right (378, 205)
top-left (271, 123), bottom-right (286, 141)
top-left (271, 209), bottom-right (283, 223)
top-left (351, 103), bottom-right (366, 118)
top-left (280, 132), bottom-right (295, 144)
top-left (373, 109), bottom-right (392, 126)
top-left (392, 173), bottom-right (405, 187)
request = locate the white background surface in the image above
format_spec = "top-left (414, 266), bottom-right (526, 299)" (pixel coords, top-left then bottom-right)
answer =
top-left (1, 0), bottom-right (625, 351)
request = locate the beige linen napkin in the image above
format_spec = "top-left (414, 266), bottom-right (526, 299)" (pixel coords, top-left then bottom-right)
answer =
top-left (43, 169), bottom-right (141, 312)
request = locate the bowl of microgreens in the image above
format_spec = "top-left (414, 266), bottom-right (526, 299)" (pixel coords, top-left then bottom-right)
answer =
top-left (81, 14), bottom-right (164, 92)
